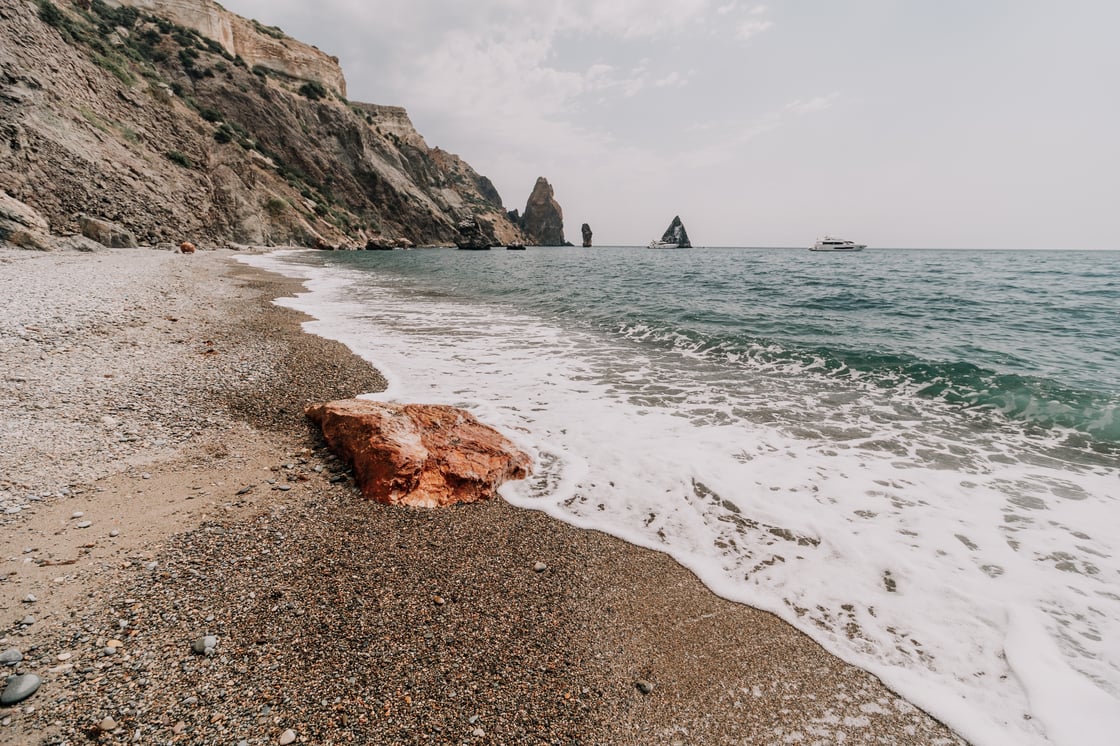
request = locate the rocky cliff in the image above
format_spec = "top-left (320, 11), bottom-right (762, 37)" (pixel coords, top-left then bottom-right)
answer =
top-left (0, 0), bottom-right (529, 248)
top-left (107, 0), bottom-right (348, 96)
top-left (519, 176), bottom-right (565, 246)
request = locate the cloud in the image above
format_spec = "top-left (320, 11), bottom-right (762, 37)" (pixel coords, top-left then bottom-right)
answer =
top-left (735, 18), bottom-right (773, 41)
top-left (722, 3), bottom-right (772, 41)
top-left (786, 92), bottom-right (842, 115)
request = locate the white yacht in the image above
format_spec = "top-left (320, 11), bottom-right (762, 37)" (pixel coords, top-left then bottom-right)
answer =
top-left (648, 239), bottom-right (681, 249)
top-left (811, 236), bottom-right (866, 252)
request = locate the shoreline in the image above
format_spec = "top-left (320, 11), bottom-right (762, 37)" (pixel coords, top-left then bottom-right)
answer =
top-left (0, 248), bottom-right (964, 744)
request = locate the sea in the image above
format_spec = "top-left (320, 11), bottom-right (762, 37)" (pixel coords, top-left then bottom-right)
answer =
top-left (241, 246), bottom-right (1120, 746)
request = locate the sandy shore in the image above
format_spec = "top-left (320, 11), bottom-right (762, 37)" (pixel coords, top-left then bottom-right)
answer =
top-left (0, 248), bottom-right (965, 745)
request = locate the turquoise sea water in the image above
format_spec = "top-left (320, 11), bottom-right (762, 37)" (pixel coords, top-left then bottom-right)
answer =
top-left (330, 247), bottom-right (1119, 448)
top-left (248, 247), bottom-right (1120, 746)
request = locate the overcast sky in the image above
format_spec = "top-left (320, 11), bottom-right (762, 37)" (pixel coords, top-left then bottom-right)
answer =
top-left (218, 0), bottom-right (1118, 248)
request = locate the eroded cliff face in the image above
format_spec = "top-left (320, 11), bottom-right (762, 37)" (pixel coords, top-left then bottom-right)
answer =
top-left (106, 0), bottom-right (348, 96)
top-left (0, 0), bottom-right (526, 248)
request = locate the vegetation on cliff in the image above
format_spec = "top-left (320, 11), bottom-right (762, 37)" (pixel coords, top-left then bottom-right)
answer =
top-left (0, 0), bottom-right (527, 247)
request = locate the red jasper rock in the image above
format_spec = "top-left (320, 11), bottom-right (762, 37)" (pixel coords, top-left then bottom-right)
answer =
top-left (179, 241), bottom-right (196, 254)
top-left (305, 399), bottom-right (532, 508)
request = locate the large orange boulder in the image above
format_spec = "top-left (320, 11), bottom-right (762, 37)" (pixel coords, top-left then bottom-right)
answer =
top-left (305, 400), bottom-right (532, 508)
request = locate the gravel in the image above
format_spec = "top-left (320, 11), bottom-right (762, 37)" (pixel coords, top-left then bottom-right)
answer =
top-left (0, 248), bottom-right (968, 745)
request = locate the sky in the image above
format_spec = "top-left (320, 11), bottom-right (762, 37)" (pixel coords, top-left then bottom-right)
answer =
top-left (216, 0), bottom-right (1119, 248)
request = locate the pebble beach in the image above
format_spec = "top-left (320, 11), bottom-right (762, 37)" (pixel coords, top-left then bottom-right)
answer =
top-left (0, 248), bottom-right (966, 745)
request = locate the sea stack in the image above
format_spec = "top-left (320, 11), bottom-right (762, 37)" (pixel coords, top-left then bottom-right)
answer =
top-left (581, 223), bottom-right (593, 247)
top-left (520, 177), bottom-right (566, 246)
top-left (659, 216), bottom-right (691, 248)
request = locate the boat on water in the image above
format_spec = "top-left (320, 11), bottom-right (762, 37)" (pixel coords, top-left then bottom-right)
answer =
top-left (649, 215), bottom-right (692, 249)
top-left (810, 236), bottom-right (866, 252)
top-left (506, 244), bottom-right (526, 251)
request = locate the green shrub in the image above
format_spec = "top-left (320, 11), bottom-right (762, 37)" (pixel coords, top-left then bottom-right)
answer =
top-left (298, 80), bottom-right (326, 101)
top-left (213, 125), bottom-right (234, 144)
top-left (251, 20), bottom-right (285, 39)
top-left (164, 150), bottom-right (192, 168)
top-left (37, 0), bottom-right (65, 27)
top-left (92, 54), bottom-right (135, 85)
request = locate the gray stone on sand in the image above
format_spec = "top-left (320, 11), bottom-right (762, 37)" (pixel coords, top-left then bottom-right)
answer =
top-left (191, 635), bottom-right (218, 655)
top-left (635, 679), bottom-right (655, 694)
top-left (0, 649), bottom-right (22, 666)
top-left (533, 561), bottom-right (547, 573)
top-left (279, 729), bottom-right (297, 744)
top-left (98, 716), bottom-right (118, 731)
top-left (1, 673), bottom-right (42, 705)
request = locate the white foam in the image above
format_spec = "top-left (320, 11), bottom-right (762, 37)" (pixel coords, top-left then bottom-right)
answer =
top-left (239, 251), bottom-right (1120, 746)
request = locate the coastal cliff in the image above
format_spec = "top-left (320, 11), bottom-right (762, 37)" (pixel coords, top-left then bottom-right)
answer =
top-left (0, 0), bottom-right (529, 248)
top-left (106, 0), bottom-right (348, 97)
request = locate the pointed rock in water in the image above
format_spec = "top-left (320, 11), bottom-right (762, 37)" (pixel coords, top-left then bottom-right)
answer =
top-left (520, 177), bottom-right (566, 246)
top-left (1, 673), bottom-right (42, 705)
top-left (581, 223), bottom-right (593, 247)
top-left (659, 216), bottom-right (691, 248)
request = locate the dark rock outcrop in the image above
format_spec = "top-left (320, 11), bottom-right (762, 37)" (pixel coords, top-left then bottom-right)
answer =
top-left (79, 215), bottom-right (138, 248)
top-left (454, 217), bottom-right (496, 250)
top-left (659, 216), bottom-right (692, 248)
top-left (520, 177), bottom-right (565, 246)
top-left (581, 223), bottom-right (593, 247)
top-left (0, 1), bottom-right (528, 249)
top-left (305, 399), bottom-right (532, 508)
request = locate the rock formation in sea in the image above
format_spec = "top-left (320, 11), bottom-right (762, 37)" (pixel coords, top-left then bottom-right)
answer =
top-left (581, 223), bottom-right (593, 247)
top-left (0, 0), bottom-right (529, 249)
top-left (660, 216), bottom-right (692, 248)
top-left (454, 217), bottom-right (497, 250)
top-left (519, 177), bottom-right (566, 246)
top-left (305, 399), bottom-right (532, 508)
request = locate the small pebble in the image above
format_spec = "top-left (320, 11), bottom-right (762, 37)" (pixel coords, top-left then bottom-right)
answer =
top-left (278, 729), bottom-right (297, 745)
top-left (99, 716), bottom-right (118, 732)
top-left (533, 561), bottom-right (547, 573)
top-left (57, 652), bottom-right (72, 661)
top-left (109, 529), bottom-right (120, 537)
top-left (22, 594), bottom-right (36, 604)
top-left (71, 511), bottom-right (84, 519)
top-left (433, 596), bottom-right (446, 606)
top-left (635, 679), bottom-right (655, 695)
top-left (190, 635), bottom-right (218, 655)
top-left (0, 648), bottom-right (23, 665)
top-left (76, 521), bottom-right (92, 529)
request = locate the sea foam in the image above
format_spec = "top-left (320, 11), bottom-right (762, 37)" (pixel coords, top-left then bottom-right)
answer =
top-left (240, 250), bottom-right (1120, 746)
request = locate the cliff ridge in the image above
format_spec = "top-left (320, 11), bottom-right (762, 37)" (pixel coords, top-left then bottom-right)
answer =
top-left (0, 0), bottom-right (530, 248)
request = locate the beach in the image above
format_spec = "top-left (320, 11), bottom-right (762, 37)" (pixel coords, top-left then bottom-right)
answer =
top-left (0, 248), bottom-right (964, 745)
